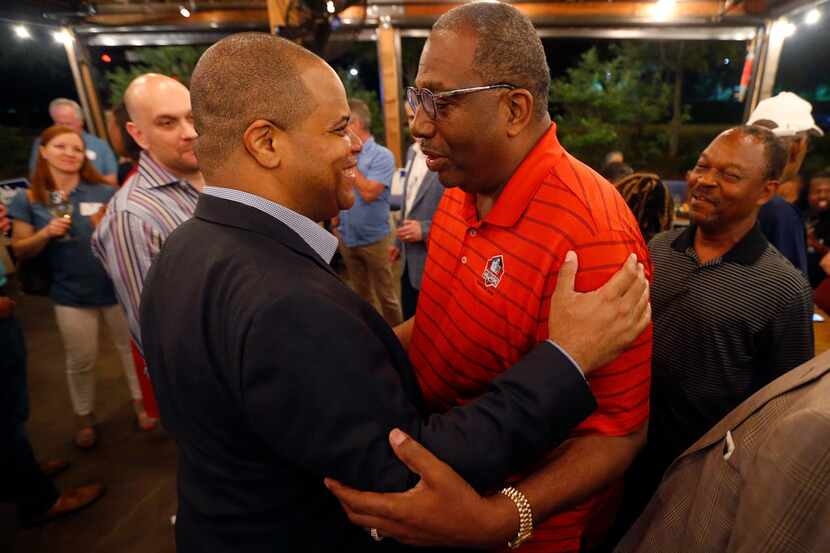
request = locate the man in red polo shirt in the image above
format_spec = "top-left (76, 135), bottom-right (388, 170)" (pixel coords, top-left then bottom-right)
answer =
top-left (328, 3), bottom-right (652, 552)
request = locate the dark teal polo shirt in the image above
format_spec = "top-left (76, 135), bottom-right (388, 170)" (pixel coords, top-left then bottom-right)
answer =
top-left (8, 183), bottom-right (117, 307)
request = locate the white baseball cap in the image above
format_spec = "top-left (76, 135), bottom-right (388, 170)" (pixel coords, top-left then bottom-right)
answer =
top-left (748, 91), bottom-right (824, 137)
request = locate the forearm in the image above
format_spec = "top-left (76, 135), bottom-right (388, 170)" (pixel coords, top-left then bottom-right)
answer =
top-left (12, 229), bottom-right (51, 260)
top-left (471, 426), bottom-right (647, 548)
top-left (354, 170), bottom-right (385, 203)
top-left (521, 426), bottom-right (645, 521)
top-left (418, 342), bottom-right (596, 491)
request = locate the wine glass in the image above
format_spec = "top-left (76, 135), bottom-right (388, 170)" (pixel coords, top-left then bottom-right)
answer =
top-left (48, 191), bottom-right (73, 241)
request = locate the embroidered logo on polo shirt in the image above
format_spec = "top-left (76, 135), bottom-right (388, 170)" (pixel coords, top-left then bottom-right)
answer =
top-left (483, 255), bottom-right (505, 288)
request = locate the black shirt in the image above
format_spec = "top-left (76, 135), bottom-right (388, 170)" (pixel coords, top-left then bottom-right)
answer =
top-left (647, 223), bottom-right (814, 471)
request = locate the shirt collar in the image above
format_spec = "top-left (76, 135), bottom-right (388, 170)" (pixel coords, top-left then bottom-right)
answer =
top-left (671, 221), bottom-right (769, 265)
top-left (460, 123), bottom-right (565, 228)
top-left (137, 151), bottom-right (186, 189)
top-left (201, 186), bottom-right (339, 264)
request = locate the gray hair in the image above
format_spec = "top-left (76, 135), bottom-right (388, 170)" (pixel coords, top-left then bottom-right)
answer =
top-left (348, 99), bottom-right (371, 130)
top-left (433, 3), bottom-right (550, 119)
top-left (48, 98), bottom-right (83, 119)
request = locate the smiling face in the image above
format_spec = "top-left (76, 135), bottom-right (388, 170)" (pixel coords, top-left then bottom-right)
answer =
top-left (687, 129), bottom-right (775, 233)
top-left (278, 63), bottom-right (362, 221)
top-left (40, 131), bottom-right (85, 175)
top-left (412, 30), bottom-right (515, 195)
top-left (809, 177), bottom-right (830, 214)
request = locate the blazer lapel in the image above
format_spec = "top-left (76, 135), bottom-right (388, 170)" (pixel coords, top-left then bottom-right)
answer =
top-left (194, 194), bottom-right (339, 279)
top-left (675, 350), bottom-right (830, 461)
top-left (408, 171), bottom-right (438, 215)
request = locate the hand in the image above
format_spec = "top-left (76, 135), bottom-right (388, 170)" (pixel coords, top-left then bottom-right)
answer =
top-left (44, 217), bottom-right (72, 239)
top-left (389, 246), bottom-right (401, 263)
top-left (325, 429), bottom-right (515, 548)
top-left (89, 205), bottom-right (107, 229)
top-left (548, 251), bottom-right (650, 374)
top-left (396, 220), bottom-right (423, 243)
top-left (0, 205), bottom-right (9, 234)
top-left (0, 297), bottom-right (15, 319)
top-left (820, 252), bottom-right (830, 276)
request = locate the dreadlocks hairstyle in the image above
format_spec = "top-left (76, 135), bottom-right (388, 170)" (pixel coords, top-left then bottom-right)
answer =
top-left (615, 172), bottom-right (674, 243)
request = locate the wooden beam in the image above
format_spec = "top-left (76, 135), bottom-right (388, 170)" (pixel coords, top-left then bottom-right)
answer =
top-left (86, 9), bottom-right (269, 27)
top-left (377, 25), bottom-right (404, 167)
top-left (402, 1), bottom-right (747, 19)
top-left (85, 0), bottom-right (751, 28)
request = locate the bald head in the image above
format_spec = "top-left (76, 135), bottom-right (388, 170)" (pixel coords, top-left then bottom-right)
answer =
top-left (124, 73), bottom-right (191, 127)
top-left (123, 73), bottom-right (199, 177)
top-left (190, 32), bottom-right (321, 174)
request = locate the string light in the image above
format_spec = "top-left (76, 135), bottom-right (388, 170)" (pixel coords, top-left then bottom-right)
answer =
top-left (651, 0), bottom-right (676, 21)
top-left (13, 25), bottom-right (31, 39)
top-left (52, 29), bottom-right (72, 44)
top-left (805, 9), bottom-right (821, 25)
top-left (180, 6), bottom-right (191, 17)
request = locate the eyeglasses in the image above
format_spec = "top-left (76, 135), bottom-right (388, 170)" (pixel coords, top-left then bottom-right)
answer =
top-left (406, 84), bottom-right (516, 120)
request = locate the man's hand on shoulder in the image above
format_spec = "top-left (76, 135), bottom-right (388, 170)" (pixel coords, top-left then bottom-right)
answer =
top-left (548, 251), bottom-right (650, 375)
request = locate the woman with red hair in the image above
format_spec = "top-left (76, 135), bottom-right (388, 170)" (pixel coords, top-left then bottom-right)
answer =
top-left (8, 125), bottom-right (154, 449)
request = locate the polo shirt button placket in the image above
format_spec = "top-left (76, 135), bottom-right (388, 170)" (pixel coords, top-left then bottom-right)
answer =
top-left (461, 256), bottom-right (468, 264)
top-left (469, 229), bottom-right (477, 237)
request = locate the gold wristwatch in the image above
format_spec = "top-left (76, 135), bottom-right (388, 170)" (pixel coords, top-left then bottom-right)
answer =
top-left (500, 486), bottom-right (534, 549)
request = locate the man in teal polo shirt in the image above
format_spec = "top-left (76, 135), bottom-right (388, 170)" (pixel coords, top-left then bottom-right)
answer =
top-left (29, 99), bottom-right (117, 185)
top-left (337, 98), bottom-right (402, 325)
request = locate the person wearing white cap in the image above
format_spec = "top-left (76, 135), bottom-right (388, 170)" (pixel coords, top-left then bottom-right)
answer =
top-left (749, 91), bottom-right (825, 274)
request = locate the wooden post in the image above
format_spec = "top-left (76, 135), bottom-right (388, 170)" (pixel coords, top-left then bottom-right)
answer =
top-left (755, 19), bottom-right (786, 105)
top-left (79, 62), bottom-right (108, 139)
top-left (61, 29), bottom-right (98, 136)
top-left (266, 0), bottom-right (288, 33)
top-left (377, 24), bottom-right (404, 167)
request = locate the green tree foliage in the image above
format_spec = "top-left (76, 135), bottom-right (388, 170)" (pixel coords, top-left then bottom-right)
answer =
top-left (337, 68), bottom-right (386, 143)
top-left (649, 41), bottom-right (746, 156)
top-left (105, 46), bottom-right (207, 106)
top-left (550, 44), bottom-right (672, 169)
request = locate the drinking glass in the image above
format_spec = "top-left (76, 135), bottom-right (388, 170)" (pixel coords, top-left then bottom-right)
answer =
top-left (48, 191), bottom-right (73, 241)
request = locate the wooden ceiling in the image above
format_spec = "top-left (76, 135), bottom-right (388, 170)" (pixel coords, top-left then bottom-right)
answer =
top-left (9, 0), bottom-right (816, 30)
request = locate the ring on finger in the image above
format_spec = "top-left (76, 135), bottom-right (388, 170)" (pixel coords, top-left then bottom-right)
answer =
top-left (370, 528), bottom-right (383, 542)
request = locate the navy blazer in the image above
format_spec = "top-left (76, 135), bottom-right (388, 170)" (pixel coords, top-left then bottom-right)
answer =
top-left (396, 145), bottom-right (445, 289)
top-left (140, 194), bottom-right (596, 553)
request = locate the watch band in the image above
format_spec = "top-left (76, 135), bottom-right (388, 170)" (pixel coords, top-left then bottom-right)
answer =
top-left (500, 486), bottom-right (534, 549)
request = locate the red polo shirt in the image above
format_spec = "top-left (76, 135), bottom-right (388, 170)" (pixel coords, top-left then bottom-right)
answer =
top-left (409, 124), bottom-right (652, 553)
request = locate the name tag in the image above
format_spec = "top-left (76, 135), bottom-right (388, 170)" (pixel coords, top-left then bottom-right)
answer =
top-left (86, 149), bottom-right (97, 161)
top-left (80, 202), bottom-right (103, 217)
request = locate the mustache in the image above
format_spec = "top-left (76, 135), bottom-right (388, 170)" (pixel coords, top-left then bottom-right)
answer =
top-left (689, 187), bottom-right (718, 204)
